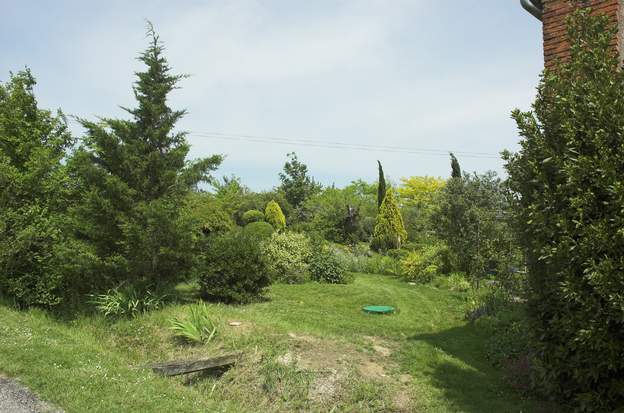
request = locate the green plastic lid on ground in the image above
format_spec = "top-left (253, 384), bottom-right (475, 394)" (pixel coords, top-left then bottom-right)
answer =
top-left (362, 305), bottom-right (395, 314)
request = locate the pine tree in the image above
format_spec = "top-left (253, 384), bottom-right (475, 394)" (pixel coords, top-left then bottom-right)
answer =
top-left (450, 153), bottom-right (461, 179)
top-left (371, 188), bottom-right (407, 251)
top-left (377, 160), bottom-right (386, 209)
top-left (265, 200), bottom-right (286, 231)
top-left (70, 24), bottom-right (222, 287)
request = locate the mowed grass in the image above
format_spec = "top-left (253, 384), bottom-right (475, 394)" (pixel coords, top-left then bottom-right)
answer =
top-left (0, 274), bottom-right (554, 412)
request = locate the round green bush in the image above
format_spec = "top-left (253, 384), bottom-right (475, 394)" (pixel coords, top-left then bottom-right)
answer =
top-left (241, 209), bottom-right (264, 225)
top-left (262, 231), bottom-right (312, 284)
top-left (199, 230), bottom-right (271, 304)
top-left (309, 246), bottom-right (351, 284)
top-left (242, 221), bottom-right (274, 240)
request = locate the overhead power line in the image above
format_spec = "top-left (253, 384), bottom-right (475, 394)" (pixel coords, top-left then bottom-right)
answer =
top-left (188, 131), bottom-right (501, 160)
top-left (67, 118), bottom-right (502, 159)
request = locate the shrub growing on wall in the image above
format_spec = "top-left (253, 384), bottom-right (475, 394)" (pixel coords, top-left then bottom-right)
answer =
top-left (504, 11), bottom-right (624, 411)
top-left (265, 200), bottom-right (286, 231)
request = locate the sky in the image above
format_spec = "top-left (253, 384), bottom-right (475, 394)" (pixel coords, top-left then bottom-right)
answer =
top-left (0, 0), bottom-right (544, 190)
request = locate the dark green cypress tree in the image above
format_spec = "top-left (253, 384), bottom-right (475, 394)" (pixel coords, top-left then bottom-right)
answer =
top-left (377, 160), bottom-right (386, 209)
top-left (70, 24), bottom-right (222, 287)
top-left (450, 153), bottom-right (461, 179)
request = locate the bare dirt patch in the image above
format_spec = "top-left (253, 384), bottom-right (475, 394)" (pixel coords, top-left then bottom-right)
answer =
top-left (279, 332), bottom-right (414, 407)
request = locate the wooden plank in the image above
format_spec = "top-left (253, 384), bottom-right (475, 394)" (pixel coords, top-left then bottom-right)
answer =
top-left (148, 352), bottom-right (242, 376)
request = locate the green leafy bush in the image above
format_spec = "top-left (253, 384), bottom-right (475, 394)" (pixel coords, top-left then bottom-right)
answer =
top-left (241, 209), bottom-right (264, 224)
top-left (400, 244), bottom-right (445, 283)
top-left (182, 193), bottom-right (234, 236)
top-left (504, 11), bottom-right (624, 410)
top-left (433, 273), bottom-right (471, 292)
top-left (0, 70), bottom-right (91, 308)
top-left (199, 230), bottom-right (271, 303)
top-left (0, 206), bottom-right (95, 308)
top-left (465, 287), bottom-right (510, 322)
top-left (169, 302), bottom-right (217, 344)
top-left (433, 171), bottom-right (513, 283)
top-left (309, 246), bottom-right (351, 284)
top-left (333, 246), bottom-right (401, 276)
top-left (242, 221), bottom-right (274, 241)
top-left (265, 200), bottom-right (286, 231)
top-left (262, 231), bottom-right (312, 284)
top-left (371, 188), bottom-right (407, 252)
top-left (89, 285), bottom-right (167, 319)
top-left (367, 255), bottom-right (401, 276)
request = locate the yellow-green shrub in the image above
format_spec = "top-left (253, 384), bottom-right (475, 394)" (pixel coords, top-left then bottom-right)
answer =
top-left (265, 200), bottom-right (286, 231)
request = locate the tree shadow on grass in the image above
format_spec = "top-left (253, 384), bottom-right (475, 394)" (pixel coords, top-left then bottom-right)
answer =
top-left (409, 324), bottom-right (559, 413)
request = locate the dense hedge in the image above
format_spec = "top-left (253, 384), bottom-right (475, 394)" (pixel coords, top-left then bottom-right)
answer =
top-left (199, 230), bottom-right (271, 303)
top-left (504, 11), bottom-right (624, 411)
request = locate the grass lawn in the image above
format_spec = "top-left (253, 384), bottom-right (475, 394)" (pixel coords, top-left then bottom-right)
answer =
top-left (0, 273), bottom-right (556, 412)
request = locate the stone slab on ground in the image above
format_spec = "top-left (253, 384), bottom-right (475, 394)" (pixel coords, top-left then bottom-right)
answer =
top-left (0, 377), bottom-right (62, 413)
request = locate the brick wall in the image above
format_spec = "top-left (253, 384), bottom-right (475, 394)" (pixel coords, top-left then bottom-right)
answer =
top-left (542, 0), bottom-right (624, 67)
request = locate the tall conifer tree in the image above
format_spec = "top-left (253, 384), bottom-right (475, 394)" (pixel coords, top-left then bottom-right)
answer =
top-left (70, 24), bottom-right (222, 286)
top-left (450, 153), bottom-right (461, 179)
top-left (377, 160), bottom-right (386, 209)
top-left (371, 188), bottom-right (406, 251)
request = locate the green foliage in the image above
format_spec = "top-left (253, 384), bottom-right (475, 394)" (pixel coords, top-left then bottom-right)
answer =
top-left (377, 160), bottom-right (386, 209)
top-left (199, 230), bottom-right (271, 303)
top-left (433, 273), bottom-right (471, 292)
top-left (433, 171), bottom-right (514, 283)
top-left (0, 207), bottom-right (94, 308)
top-left (183, 192), bottom-right (234, 236)
top-left (465, 287), bottom-right (511, 322)
top-left (482, 308), bottom-right (530, 367)
top-left (504, 10), bottom-right (624, 411)
top-left (398, 176), bottom-right (446, 243)
top-left (262, 231), bottom-right (312, 284)
top-left (336, 249), bottom-right (401, 276)
top-left (299, 183), bottom-right (376, 244)
top-left (241, 209), bottom-right (264, 224)
top-left (169, 302), bottom-right (217, 344)
top-left (231, 190), bottom-right (293, 226)
top-left (400, 244), bottom-right (445, 283)
top-left (278, 152), bottom-right (321, 208)
top-left (309, 245), bottom-right (352, 284)
top-left (69, 27), bottom-right (221, 289)
top-left (0, 70), bottom-right (90, 308)
top-left (371, 188), bottom-right (407, 252)
top-left (89, 285), bottom-right (167, 319)
top-left (242, 221), bottom-right (275, 240)
top-left (265, 200), bottom-right (286, 231)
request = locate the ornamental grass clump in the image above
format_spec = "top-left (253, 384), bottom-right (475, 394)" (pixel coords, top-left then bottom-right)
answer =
top-left (169, 302), bottom-right (217, 344)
